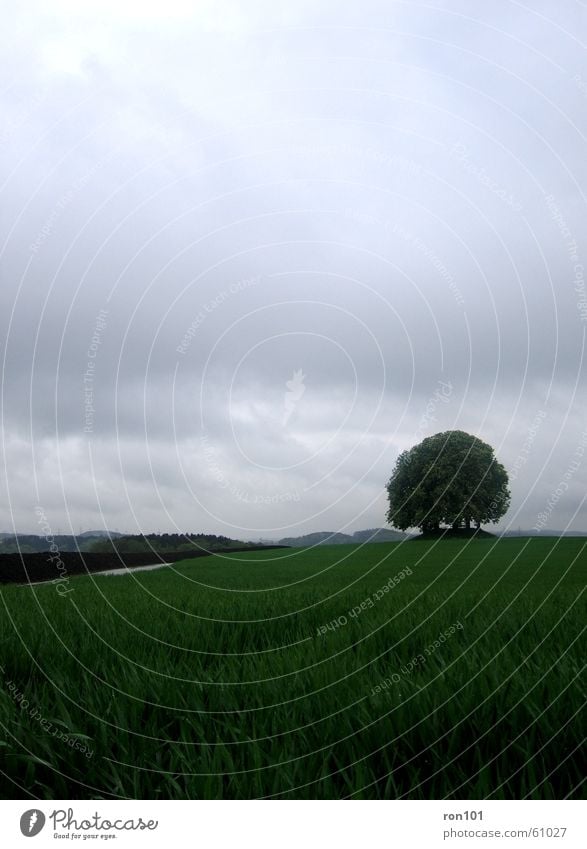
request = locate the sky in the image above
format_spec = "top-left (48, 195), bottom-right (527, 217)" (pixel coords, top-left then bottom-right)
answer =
top-left (1, 0), bottom-right (586, 539)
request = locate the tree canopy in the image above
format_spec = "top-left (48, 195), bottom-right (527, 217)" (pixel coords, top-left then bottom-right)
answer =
top-left (386, 430), bottom-right (510, 533)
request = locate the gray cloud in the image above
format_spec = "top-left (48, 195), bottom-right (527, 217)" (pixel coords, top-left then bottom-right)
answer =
top-left (1, 1), bottom-right (586, 537)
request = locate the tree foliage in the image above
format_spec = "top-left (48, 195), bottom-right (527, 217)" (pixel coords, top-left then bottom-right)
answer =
top-left (386, 430), bottom-right (510, 532)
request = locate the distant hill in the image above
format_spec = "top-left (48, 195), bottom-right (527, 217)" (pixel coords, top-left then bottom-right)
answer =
top-left (278, 532), bottom-right (352, 547)
top-left (413, 527), bottom-right (496, 541)
top-left (0, 534), bottom-right (120, 553)
top-left (351, 528), bottom-right (409, 543)
top-left (78, 530), bottom-right (124, 538)
top-left (278, 528), bottom-right (408, 547)
top-left (500, 530), bottom-right (587, 538)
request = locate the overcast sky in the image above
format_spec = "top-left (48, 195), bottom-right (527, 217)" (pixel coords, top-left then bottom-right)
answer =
top-left (1, 1), bottom-right (586, 539)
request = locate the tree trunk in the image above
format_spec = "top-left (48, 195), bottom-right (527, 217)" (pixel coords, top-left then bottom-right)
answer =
top-left (465, 516), bottom-right (471, 531)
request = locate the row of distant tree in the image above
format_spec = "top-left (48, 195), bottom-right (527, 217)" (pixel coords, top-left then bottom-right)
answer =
top-left (89, 533), bottom-right (250, 555)
top-left (0, 533), bottom-right (251, 556)
top-left (0, 535), bottom-right (98, 554)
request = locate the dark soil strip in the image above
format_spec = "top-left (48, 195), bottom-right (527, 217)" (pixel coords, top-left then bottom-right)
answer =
top-left (0, 546), bottom-right (289, 585)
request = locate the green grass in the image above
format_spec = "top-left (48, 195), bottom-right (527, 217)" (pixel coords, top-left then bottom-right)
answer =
top-left (0, 537), bottom-right (585, 799)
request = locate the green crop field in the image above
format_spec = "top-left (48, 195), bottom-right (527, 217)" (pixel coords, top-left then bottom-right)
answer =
top-left (0, 538), bottom-right (585, 799)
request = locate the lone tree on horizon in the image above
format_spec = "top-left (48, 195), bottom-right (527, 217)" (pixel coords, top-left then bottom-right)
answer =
top-left (386, 430), bottom-right (510, 534)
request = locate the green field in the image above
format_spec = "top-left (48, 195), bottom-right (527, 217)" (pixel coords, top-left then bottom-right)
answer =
top-left (0, 538), bottom-right (585, 799)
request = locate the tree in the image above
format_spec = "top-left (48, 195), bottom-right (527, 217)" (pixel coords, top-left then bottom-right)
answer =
top-left (386, 430), bottom-right (510, 533)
